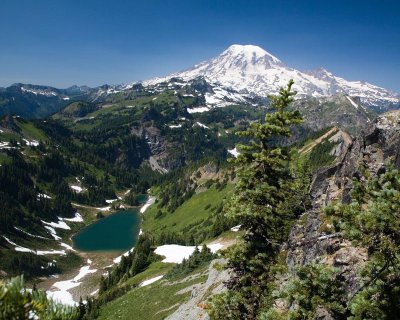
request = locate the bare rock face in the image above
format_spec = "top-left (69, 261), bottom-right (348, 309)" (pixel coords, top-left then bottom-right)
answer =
top-left (166, 259), bottom-right (230, 320)
top-left (287, 110), bottom-right (400, 298)
top-left (132, 125), bottom-right (185, 171)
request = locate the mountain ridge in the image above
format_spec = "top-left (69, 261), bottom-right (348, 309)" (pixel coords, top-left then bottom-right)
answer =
top-left (143, 44), bottom-right (399, 109)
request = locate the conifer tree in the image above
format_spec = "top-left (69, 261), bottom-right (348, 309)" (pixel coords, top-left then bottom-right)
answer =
top-left (0, 276), bottom-right (79, 319)
top-left (326, 166), bottom-right (400, 318)
top-left (210, 80), bottom-right (303, 318)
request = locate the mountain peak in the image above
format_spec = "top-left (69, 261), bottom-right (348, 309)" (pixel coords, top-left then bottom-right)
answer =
top-left (221, 44), bottom-right (283, 66)
top-left (143, 44), bottom-right (399, 108)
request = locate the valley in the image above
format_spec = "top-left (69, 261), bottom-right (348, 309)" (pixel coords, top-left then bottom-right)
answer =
top-left (0, 44), bottom-right (399, 320)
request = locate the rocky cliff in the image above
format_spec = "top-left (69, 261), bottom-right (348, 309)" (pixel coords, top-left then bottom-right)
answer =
top-left (286, 110), bottom-right (400, 299)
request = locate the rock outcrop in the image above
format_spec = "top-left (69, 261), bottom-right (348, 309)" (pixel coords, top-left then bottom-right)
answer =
top-left (166, 259), bottom-right (230, 320)
top-left (286, 110), bottom-right (400, 298)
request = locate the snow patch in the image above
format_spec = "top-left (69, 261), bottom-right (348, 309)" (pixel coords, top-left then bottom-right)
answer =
top-left (113, 248), bottom-right (134, 264)
top-left (47, 260), bottom-right (97, 306)
top-left (37, 193), bottom-right (52, 199)
top-left (139, 275), bottom-right (164, 287)
top-left (96, 206), bottom-right (111, 211)
top-left (140, 196), bottom-right (156, 214)
top-left (42, 219), bottom-right (71, 230)
top-left (230, 225), bottom-right (241, 232)
top-left (154, 243), bottom-right (223, 264)
top-left (90, 289), bottom-right (99, 296)
top-left (187, 106), bottom-right (209, 113)
top-left (63, 212), bottom-right (83, 223)
top-left (196, 122), bottom-right (209, 129)
top-left (23, 139), bottom-right (39, 147)
top-left (44, 226), bottom-right (61, 240)
top-left (70, 185), bottom-right (83, 193)
top-left (228, 147), bottom-right (239, 158)
top-left (60, 243), bottom-right (76, 252)
top-left (14, 227), bottom-right (49, 240)
top-left (2, 236), bottom-right (66, 255)
top-left (169, 124), bottom-right (182, 128)
top-left (346, 96), bottom-right (359, 109)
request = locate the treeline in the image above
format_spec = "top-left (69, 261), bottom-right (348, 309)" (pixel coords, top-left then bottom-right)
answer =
top-left (0, 150), bottom-right (74, 233)
top-left (0, 251), bottom-right (59, 280)
top-left (166, 244), bottom-right (217, 279)
top-left (36, 119), bottom-right (160, 192)
top-left (83, 234), bottom-right (157, 319)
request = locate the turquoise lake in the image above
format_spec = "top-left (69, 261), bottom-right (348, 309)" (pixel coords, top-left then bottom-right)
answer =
top-left (72, 208), bottom-right (141, 252)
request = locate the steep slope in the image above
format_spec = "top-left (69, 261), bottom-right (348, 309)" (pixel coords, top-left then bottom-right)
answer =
top-left (289, 110), bottom-right (400, 264)
top-left (145, 44), bottom-right (399, 111)
top-left (283, 110), bottom-right (400, 317)
top-left (292, 94), bottom-right (374, 135)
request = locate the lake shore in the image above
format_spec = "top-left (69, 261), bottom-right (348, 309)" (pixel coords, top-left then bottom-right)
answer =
top-left (39, 194), bottom-right (154, 305)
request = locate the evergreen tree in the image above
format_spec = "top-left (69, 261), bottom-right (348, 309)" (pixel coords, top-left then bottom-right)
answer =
top-left (0, 276), bottom-right (79, 320)
top-left (326, 165), bottom-right (400, 319)
top-left (210, 80), bottom-right (303, 318)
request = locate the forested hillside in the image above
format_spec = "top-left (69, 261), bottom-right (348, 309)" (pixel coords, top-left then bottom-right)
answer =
top-left (1, 78), bottom-right (398, 320)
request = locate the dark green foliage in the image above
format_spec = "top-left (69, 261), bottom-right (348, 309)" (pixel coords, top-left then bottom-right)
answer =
top-left (0, 150), bottom-right (74, 235)
top-left (167, 244), bottom-right (216, 279)
top-left (0, 276), bottom-right (79, 319)
top-left (155, 168), bottom-right (196, 213)
top-left (261, 263), bottom-right (347, 320)
top-left (60, 101), bottom-right (97, 118)
top-left (261, 165), bottom-right (400, 319)
top-left (326, 166), bottom-right (400, 319)
top-left (210, 80), bottom-right (305, 318)
top-left (156, 231), bottom-right (187, 246)
top-left (124, 192), bottom-right (142, 206)
top-left (83, 234), bottom-right (158, 319)
top-left (307, 139), bottom-right (336, 170)
top-left (0, 251), bottom-right (59, 280)
top-left (99, 234), bottom-right (156, 294)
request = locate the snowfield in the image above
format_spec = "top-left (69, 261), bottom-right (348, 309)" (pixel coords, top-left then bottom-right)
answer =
top-left (143, 44), bottom-right (399, 108)
top-left (41, 219), bottom-right (71, 230)
top-left (154, 243), bottom-right (224, 264)
top-left (47, 259), bottom-right (97, 306)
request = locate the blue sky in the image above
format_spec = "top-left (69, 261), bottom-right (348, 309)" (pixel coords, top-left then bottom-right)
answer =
top-left (1, 0), bottom-right (399, 92)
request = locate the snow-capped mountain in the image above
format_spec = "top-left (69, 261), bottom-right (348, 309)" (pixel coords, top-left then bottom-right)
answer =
top-left (144, 44), bottom-right (399, 109)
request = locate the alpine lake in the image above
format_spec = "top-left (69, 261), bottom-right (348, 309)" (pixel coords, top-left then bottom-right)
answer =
top-left (72, 195), bottom-right (148, 252)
